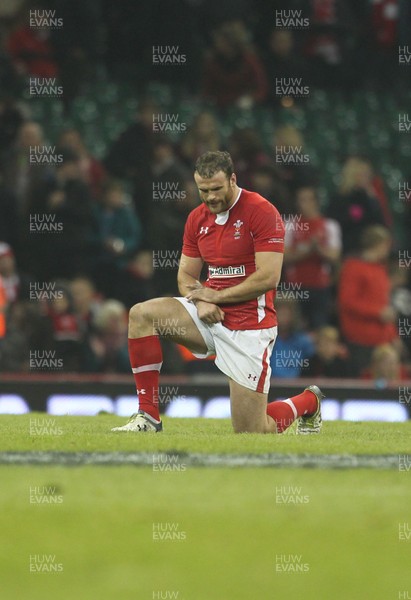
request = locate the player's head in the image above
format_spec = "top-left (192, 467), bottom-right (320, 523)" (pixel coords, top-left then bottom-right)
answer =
top-left (295, 186), bottom-right (320, 217)
top-left (194, 151), bottom-right (237, 214)
top-left (360, 225), bottom-right (391, 261)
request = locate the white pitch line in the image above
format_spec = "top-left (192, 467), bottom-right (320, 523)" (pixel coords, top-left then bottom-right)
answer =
top-left (0, 452), bottom-right (407, 469)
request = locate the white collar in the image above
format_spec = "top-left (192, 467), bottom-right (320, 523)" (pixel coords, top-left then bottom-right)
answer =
top-left (215, 188), bottom-right (242, 225)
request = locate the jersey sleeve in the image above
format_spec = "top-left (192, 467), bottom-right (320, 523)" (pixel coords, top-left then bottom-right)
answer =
top-left (251, 202), bottom-right (285, 253)
top-left (182, 211), bottom-right (201, 258)
top-left (324, 218), bottom-right (342, 251)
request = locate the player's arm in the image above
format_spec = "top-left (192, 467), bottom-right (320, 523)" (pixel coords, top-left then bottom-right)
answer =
top-left (283, 244), bottom-right (313, 264)
top-left (186, 251), bottom-right (283, 304)
top-left (312, 220), bottom-right (342, 263)
top-left (312, 241), bottom-right (340, 262)
top-left (178, 253), bottom-right (224, 323)
top-left (177, 253), bottom-right (203, 296)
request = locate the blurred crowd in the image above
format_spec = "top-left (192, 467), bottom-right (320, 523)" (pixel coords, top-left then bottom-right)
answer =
top-left (0, 1), bottom-right (410, 381)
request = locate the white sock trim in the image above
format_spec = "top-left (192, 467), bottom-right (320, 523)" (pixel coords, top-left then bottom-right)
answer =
top-left (281, 398), bottom-right (298, 420)
top-left (132, 362), bottom-right (163, 374)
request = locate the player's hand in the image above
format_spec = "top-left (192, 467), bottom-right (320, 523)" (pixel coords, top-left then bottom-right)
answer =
top-left (185, 284), bottom-right (220, 304)
top-left (195, 300), bottom-right (225, 324)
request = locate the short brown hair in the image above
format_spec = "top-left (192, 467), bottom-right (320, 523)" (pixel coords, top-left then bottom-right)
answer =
top-left (194, 151), bottom-right (234, 180)
top-left (360, 225), bottom-right (391, 250)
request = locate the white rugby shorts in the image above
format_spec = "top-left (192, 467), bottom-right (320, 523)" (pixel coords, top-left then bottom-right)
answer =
top-left (175, 297), bottom-right (277, 394)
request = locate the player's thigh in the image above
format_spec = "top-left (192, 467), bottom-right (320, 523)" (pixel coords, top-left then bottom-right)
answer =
top-left (130, 297), bottom-right (208, 354)
top-left (229, 378), bottom-right (272, 433)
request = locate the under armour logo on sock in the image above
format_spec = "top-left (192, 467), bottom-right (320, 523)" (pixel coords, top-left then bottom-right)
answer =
top-left (248, 374), bottom-right (257, 381)
top-left (137, 389), bottom-right (146, 395)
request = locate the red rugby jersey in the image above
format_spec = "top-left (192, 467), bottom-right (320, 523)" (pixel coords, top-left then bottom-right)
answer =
top-left (285, 217), bottom-right (341, 289)
top-left (182, 188), bottom-right (285, 330)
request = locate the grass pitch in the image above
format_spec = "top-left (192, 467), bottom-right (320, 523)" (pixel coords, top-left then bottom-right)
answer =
top-left (0, 415), bottom-right (410, 600)
top-left (0, 414), bottom-right (410, 454)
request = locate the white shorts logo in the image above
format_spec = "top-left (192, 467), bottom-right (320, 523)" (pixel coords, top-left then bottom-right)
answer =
top-left (208, 265), bottom-right (246, 278)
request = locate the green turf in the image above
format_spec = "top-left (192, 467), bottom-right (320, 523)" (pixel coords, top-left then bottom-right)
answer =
top-left (0, 414), bottom-right (410, 454)
top-left (1, 416), bottom-right (410, 599)
top-left (0, 466), bottom-right (410, 600)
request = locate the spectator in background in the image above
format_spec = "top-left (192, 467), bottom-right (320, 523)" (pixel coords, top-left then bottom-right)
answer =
top-left (2, 121), bottom-right (51, 216)
top-left (303, 0), bottom-right (356, 89)
top-left (82, 300), bottom-right (129, 373)
top-left (6, 10), bottom-right (58, 78)
top-left (0, 97), bottom-right (25, 171)
top-left (105, 99), bottom-right (157, 224)
top-left (179, 111), bottom-right (221, 168)
top-left (327, 157), bottom-right (386, 255)
top-left (227, 127), bottom-right (270, 189)
top-left (361, 344), bottom-right (409, 383)
top-left (389, 260), bottom-right (411, 357)
top-left (305, 325), bottom-right (349, 378)
top-left (272, 124), bottom-right (318, 197)
top-left (147, 137), bottom-right (195, 294)
top-left (44, 281), bottom-right (83, 372)
top-left (0, 242), bottom-right (30, 304)
top-left (0, 272), bottom-right (6, 342)
top-left (284, 186), bottom-right (341, 329)
top-left (116, 249), bottom-right (156, 309)
top-left (270, 298), bottom-right (314, 378)
top-left (264, 29), bottom-right (308, 107)
top-left (364, 0), bottom-right (400, 89)
top-left (58, 128), bottom-right (107, 198)
top-left (49, 0), bottom-right (102, 110)
top-left (202, 19), bottom-right (268, 109)
top-left (0, 301), bottom-right (49, 372)
top-left (338, 225), bottom-right (398, 376)
top-left (27, 147), bottom-right (97, 280)
top-left (249, 165), bottom-right (291, 216)
top-left (93, 180), bottom-right (142, 297)
top-left (0, 177), bottom-right (20, 257)
top-left (70, 276), bottom-right (101, 336)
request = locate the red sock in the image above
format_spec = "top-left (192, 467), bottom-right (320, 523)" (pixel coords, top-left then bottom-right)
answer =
top-left (128, 335), bottom-right (163, 421)
top-left (266, 390), bottom-right (317, 433)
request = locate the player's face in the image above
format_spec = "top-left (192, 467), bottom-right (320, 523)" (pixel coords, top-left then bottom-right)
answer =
top-left (194, 171), bottom-right (237, 214)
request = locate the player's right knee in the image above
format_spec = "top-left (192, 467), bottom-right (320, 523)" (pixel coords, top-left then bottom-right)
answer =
top-left (129, 301), bottom-right (151, 324)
